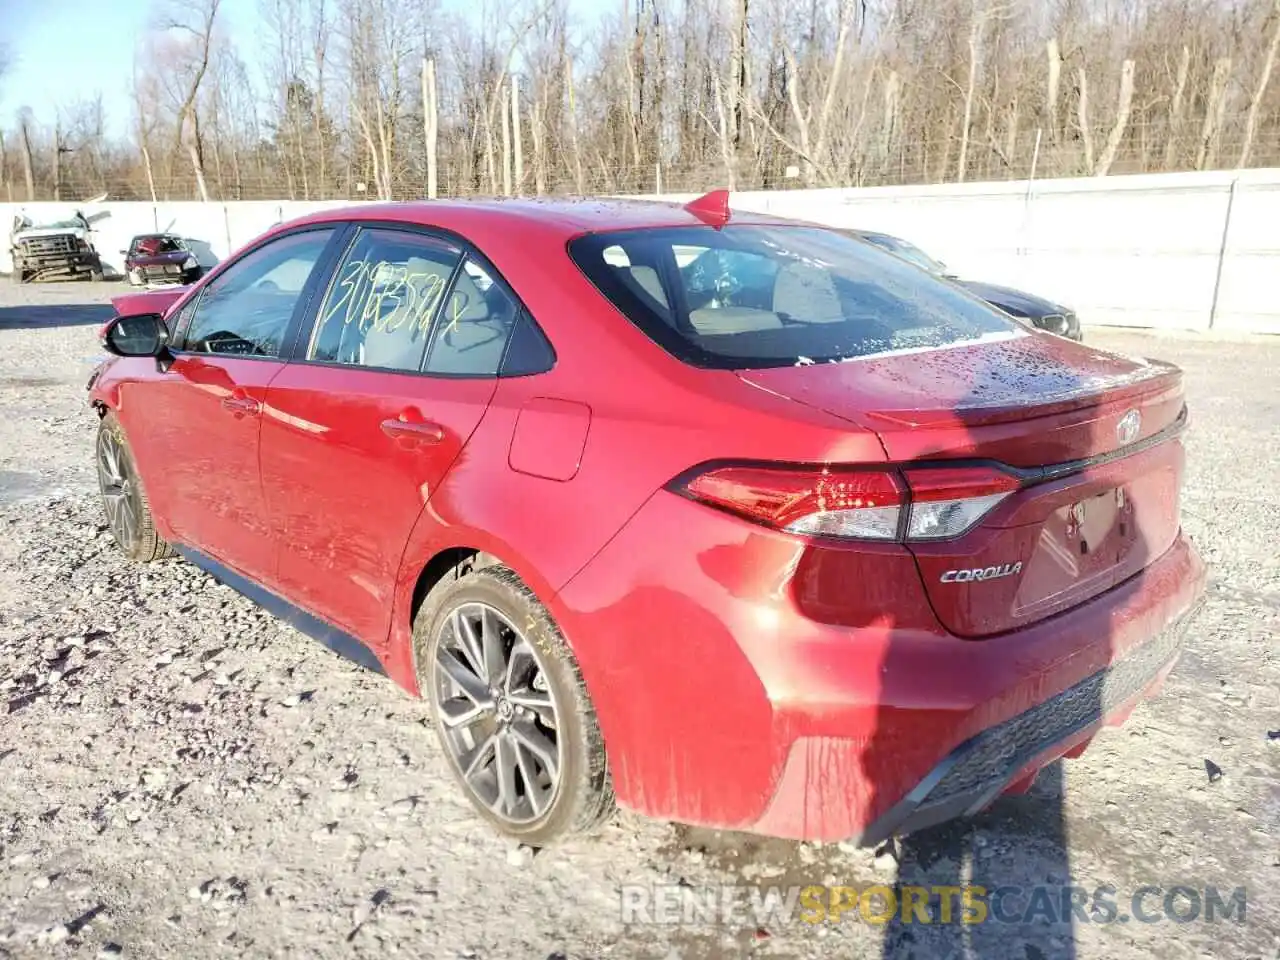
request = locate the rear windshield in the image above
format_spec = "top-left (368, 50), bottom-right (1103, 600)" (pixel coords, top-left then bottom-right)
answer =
top-left (568, 225), bottom-right (1020, 369)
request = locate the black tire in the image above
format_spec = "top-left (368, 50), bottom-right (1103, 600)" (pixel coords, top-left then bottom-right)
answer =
top-left (95, 412), bottom-right (174, 563)
top-left (89, 266), bottom-right (105, 282)
top-left (414, 562), bottom-right (614, 846)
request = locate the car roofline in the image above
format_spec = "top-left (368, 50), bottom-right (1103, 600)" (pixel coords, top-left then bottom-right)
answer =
top-left (272, 197), bottom-right (832, 240)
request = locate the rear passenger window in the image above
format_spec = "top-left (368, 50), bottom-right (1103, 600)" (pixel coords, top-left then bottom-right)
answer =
top-left (424, 259), bottom-right (519, 376)
top-left (499, 310), bottom-right (557, 376)
top-left (309, 229), bottom-right (461, 372)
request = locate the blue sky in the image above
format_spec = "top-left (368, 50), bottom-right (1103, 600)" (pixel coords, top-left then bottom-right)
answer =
top-left (0, 0), bottom-right (614, 138)
top-left (0, 0), bottom-right (261, 135)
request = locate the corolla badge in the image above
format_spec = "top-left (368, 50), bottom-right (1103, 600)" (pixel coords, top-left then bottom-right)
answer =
top-left (1117, 409), bottom-right (1141, 445)
top-left (940, 562), bottom-right (1023, 583)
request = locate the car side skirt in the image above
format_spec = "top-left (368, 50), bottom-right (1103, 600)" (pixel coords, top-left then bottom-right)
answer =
top-left (174, 546), bottom-right (386, 676)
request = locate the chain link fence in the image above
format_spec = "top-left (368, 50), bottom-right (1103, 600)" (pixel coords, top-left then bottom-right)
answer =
top-left (6, 121), bottom-right (1280, 205)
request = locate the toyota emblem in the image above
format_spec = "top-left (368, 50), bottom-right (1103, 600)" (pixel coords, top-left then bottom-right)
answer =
top-left (1117, 409), bottom-right (1141, 445)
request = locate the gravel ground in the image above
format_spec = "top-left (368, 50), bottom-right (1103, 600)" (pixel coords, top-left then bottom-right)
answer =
top-left (0, 282), bottom-right (1277, 960)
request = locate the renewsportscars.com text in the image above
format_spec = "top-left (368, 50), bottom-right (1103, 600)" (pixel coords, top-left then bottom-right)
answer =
top-left (620, 883), bottom-right (1248, 928)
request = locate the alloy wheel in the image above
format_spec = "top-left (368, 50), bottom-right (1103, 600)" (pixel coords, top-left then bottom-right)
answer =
top-left (97, 428), bottom-right (140, 548)
top-left (431, 602), bottom-right (562, 825)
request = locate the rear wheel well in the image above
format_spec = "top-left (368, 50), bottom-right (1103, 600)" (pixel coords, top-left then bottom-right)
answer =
top-left (410, 547), bottom-right (502, 627)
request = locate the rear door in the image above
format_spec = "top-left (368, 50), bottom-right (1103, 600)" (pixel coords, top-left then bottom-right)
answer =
top-left (259, 225), bottom-right (525, 647)
top-left (118, 227), bottom-right (339, 586)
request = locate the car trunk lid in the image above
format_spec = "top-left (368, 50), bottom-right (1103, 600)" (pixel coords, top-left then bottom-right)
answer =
top-left (737, 332), bottom-right (1188, 636)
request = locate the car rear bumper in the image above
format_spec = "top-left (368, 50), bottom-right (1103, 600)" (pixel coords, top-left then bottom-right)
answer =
top-left (129, 263), bottom-right (201, 284)
top-left (831, 598), bottom-right (1193, 845)
top-left (557, 491), bottom-right (1205, 842)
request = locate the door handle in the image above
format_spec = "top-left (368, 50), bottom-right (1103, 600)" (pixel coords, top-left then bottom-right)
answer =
top-left (380, 413), bottom-right (445, 443)
top-left (220, 394), bottom-right (260, 416)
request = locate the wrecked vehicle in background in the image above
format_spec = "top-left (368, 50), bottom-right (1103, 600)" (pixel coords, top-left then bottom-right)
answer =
top-left (122, 234), bottom-right (204, 287)
top-left (9, 212), bottom-right (106, 283)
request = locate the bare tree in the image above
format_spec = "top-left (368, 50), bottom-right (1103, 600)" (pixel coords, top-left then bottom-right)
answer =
top-left (1196, 57), bottom-right (1233, 170)
top-left (501, 78), bottom-right (513, 196)
top-left (957, 0), bottom-right (1013, 182)
top-left (132, 69), bottom-right (163, 202)
top-left (1238, 0), bottom-right (1280, 169)
top-left (712, 74), bottom-right (737, 189)
top-left (512, 72), bottom-right (524, 193)
top-left (1046, 38), bottom-right (1062, 146)
top-left (339, 0), bottom-right (411, 200)
top-left (18, 110), bottom-right (36, 201)
top-left (519, 2), bottom-right (568, 197)
top-left (1077, 67), bottom-right (1094, 173)
top-left (774, 0), bottom-right (859, 186)
top-left (311, 0), bottom-right (332, 197)
top-left (7, 0), bottom-right (1280, 200)
top-left (566, 55), bottom-right (585, 194)
top-left (475, 2), bottom-right (552, 197)
top-left (153, 0), bottom-right (223, 200)
top-left (0, 50), bottom-right (7, 200)
top-left (423, 57), bottom-right (439, 198)
top-left (262, 0), bottom-right (308, 199)
top-left (727, 0), bottom-right (749, 148)
top-left (1163, 45), bottom-right (1190, 171)
top-left (1093, 59), bottom-right (1135, 176)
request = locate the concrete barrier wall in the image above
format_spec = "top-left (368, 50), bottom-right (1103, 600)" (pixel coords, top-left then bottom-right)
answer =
top-left (654, 169), bottom-right (1280, 335)
top-left (4, 168), bottom-right (1277, 334)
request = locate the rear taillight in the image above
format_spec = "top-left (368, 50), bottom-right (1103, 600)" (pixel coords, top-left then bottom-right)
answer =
top-left (901, 466), bottom-right (1021, 540)
top-left (675, 464), bottom-right (1019, 542)
top-left (683, 466), bottom-right (905, 540)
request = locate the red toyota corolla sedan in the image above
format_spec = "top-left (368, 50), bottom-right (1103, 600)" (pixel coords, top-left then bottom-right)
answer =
top-left (88, 192), bottom-right (1205, 847)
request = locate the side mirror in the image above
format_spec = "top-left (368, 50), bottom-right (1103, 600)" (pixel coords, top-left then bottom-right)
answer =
top-left (119, 249), bottom-right (129, 256)
top-left (102, 313), bottom-right (170, 358)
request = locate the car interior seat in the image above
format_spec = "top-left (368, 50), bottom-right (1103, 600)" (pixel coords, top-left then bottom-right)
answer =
top-left (772, 262), bottom-right (846, 324)
top-left (617, 264), bottom-right (783, 336)
top-left (356, 257), bottom-right (455, 371)
top-left (626, 265), bottom-right (669, 308)
top-left (424, 265), bottom-right (516, 374)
